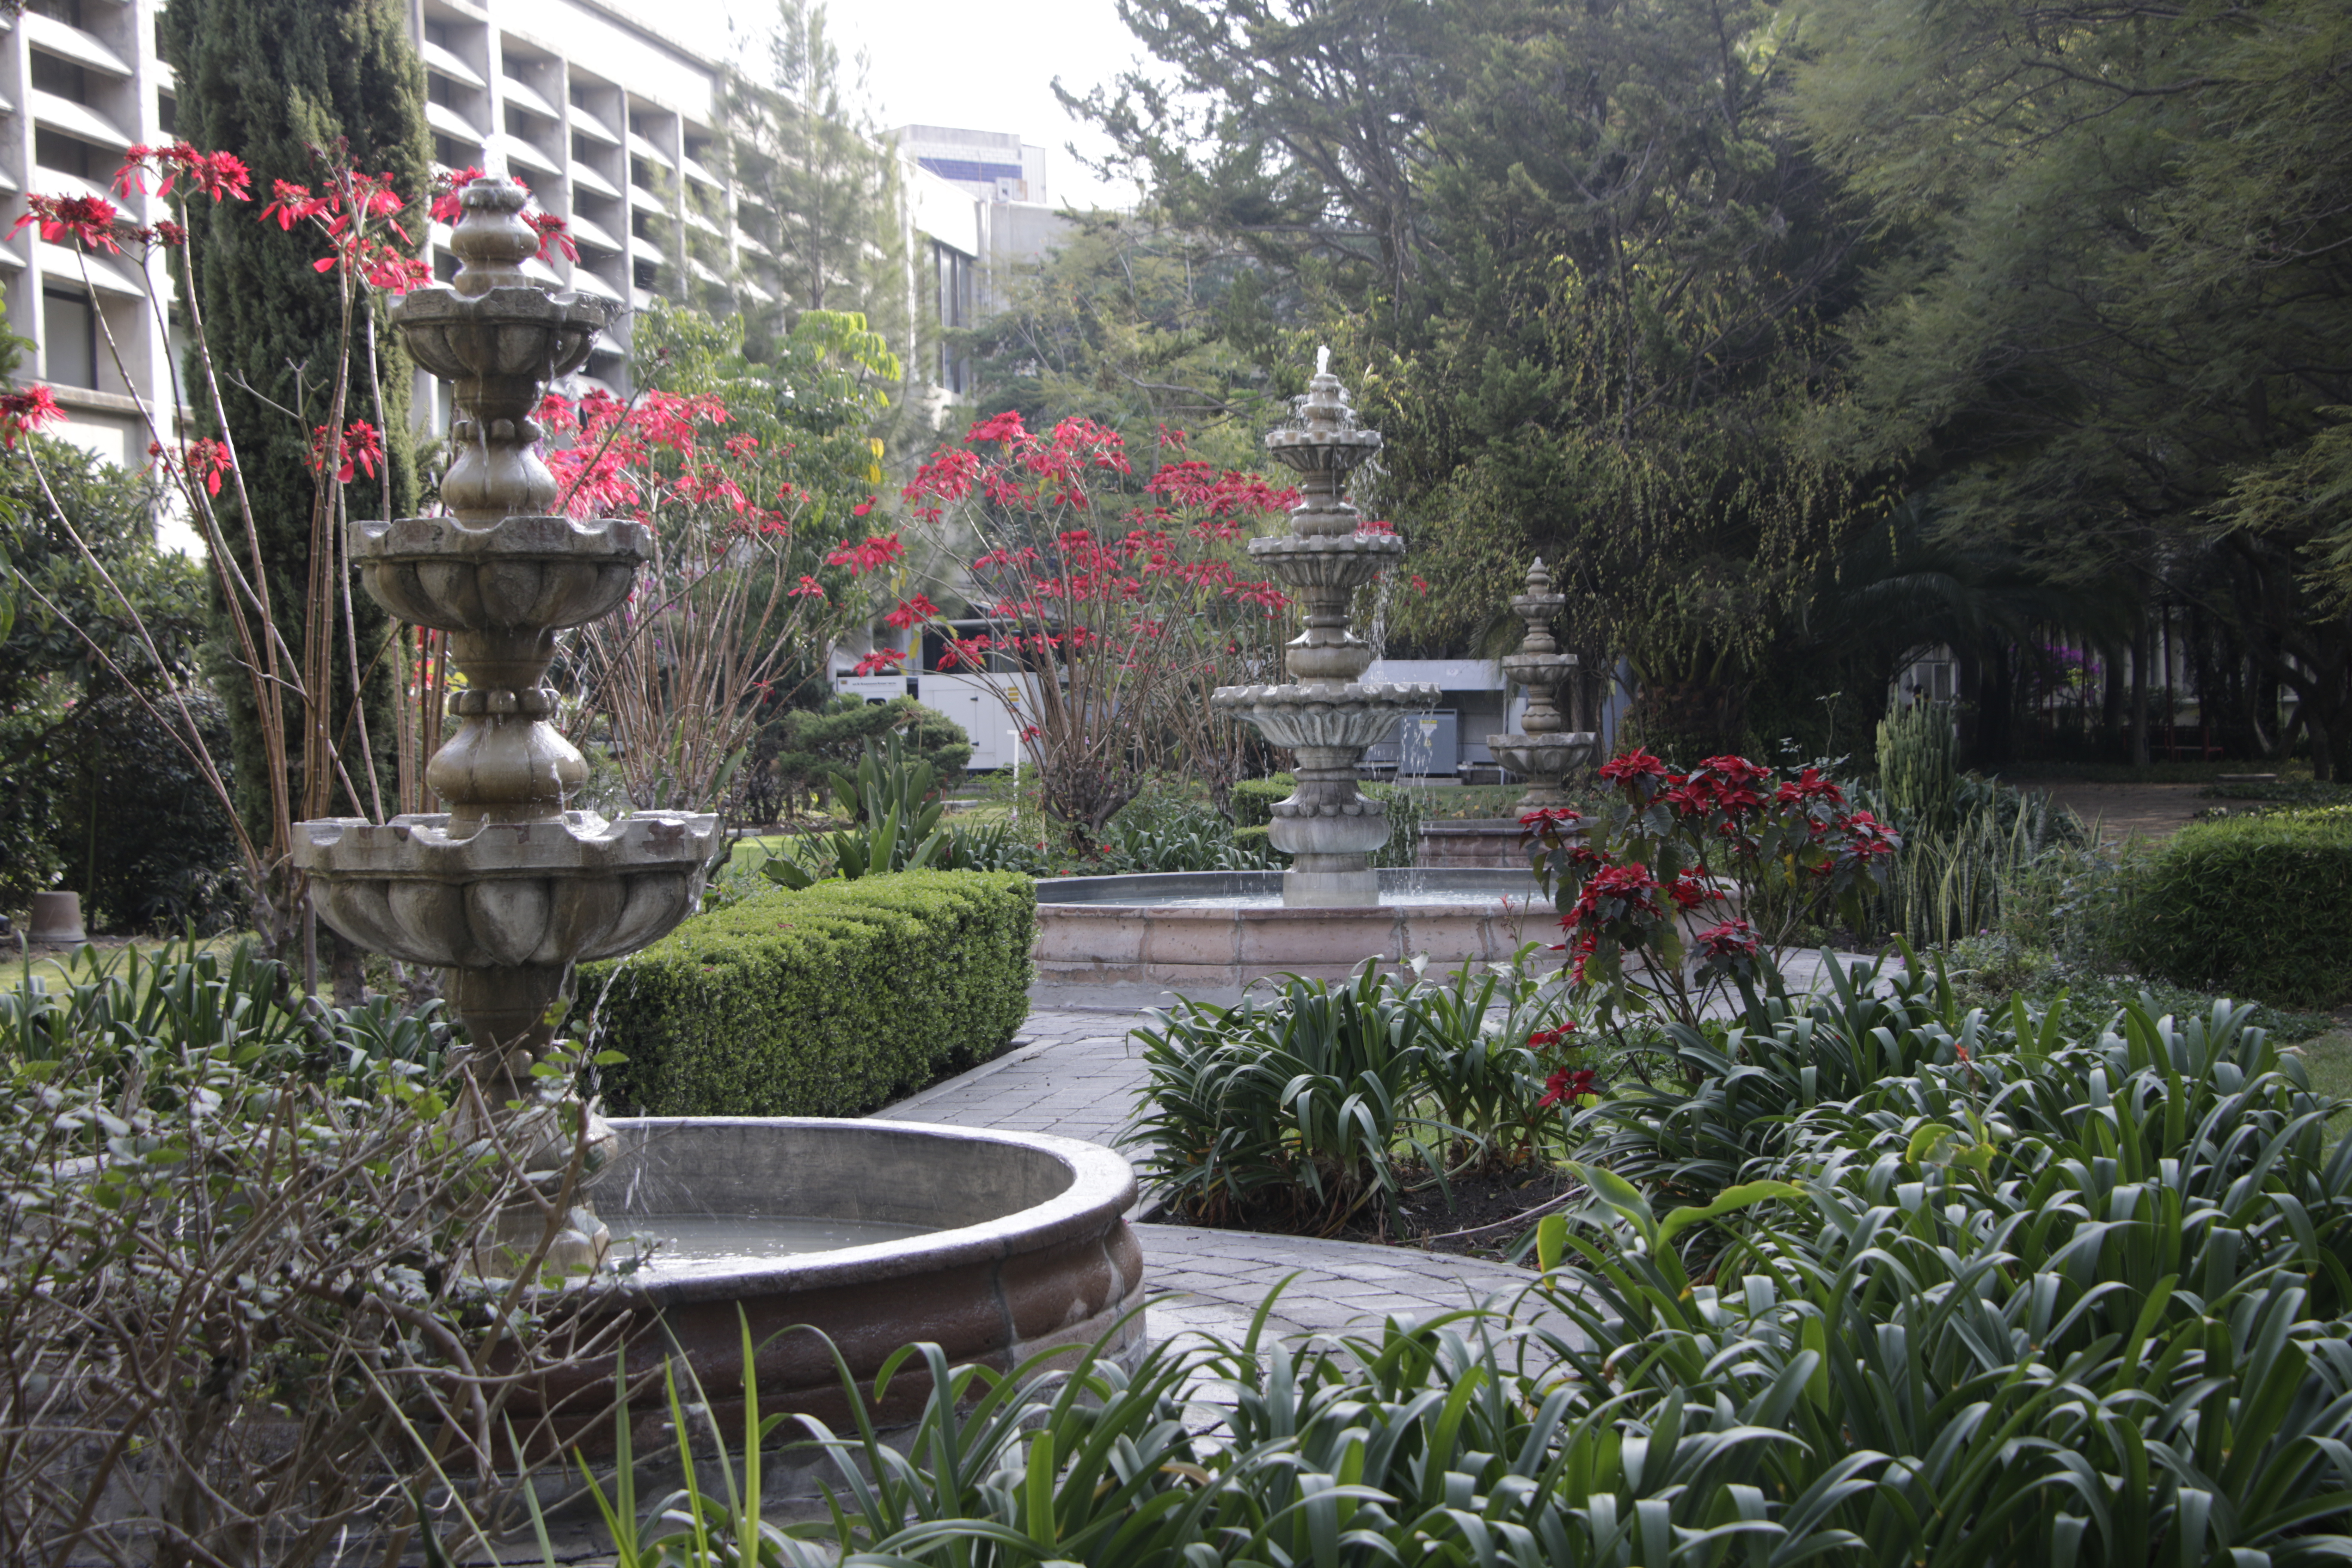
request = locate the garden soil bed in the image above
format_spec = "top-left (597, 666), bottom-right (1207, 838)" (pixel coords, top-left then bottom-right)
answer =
top-left (1147, 1164), bottom-right (1581, 1265)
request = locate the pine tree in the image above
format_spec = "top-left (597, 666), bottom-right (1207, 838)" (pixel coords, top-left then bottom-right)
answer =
top-left (165, 0), bottom-right (432, 846)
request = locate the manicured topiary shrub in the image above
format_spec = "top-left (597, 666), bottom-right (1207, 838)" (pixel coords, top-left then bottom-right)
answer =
top-left (2124, 806), bottom-right (2352, 1008)
top-left (577, 870), bottom-right (1034, 1117)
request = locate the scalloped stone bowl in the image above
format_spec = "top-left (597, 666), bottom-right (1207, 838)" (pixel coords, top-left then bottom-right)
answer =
top-left (1029, 868), bottom-right (1550, 1004)
top-left (557, 1118), bottom-right (1145, 1446)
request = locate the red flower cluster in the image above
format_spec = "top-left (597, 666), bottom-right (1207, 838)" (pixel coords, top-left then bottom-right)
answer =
top-left (1694, 918), bottom-right (1761, 960)
top-left (853, 647), bottom-right (908, 676)
top-left (1144, 459), bottom-right (1301, 519)
top-left (1537, 1067), bottom-right (1600, 1110)
top-left (149, 436), bottom-right (235, 497)
top-left (1525, 1024), bottom-right (1577, 1053)
top-left (884, 592), bottom-right (942, 630)
top-left (308, 419), bottom-right (383, 483)
top-left (113, 143), bottom-right (253, 202)
top-left (12, 194), bottom-right (125, 252)
top-left (0, 385), bottom-right (65, 448)
top-left (826, 533), bottom-right (906, 575)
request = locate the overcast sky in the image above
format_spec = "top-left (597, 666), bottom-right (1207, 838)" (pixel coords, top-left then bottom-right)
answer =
top-left (676, 0), bottom-right (1150, 211)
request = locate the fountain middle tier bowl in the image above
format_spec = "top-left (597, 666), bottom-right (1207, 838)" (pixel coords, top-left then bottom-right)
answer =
top-left (1031, 868), bottom-right (1550, 1004)
top-left (578, 1118), bottom-right (1143, 1441)
top-left (354, 513), bottom-right (651, 634)
top-left (1210, 681), bottom-right (1444, 752)
top-left (293, 810), bottom-right (719, 969)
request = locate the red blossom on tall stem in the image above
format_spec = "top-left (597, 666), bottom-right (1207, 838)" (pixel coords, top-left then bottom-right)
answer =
top-left (11, 194), bottom-right (123, 252)
top-left (0, 385), bottom-right (65, 448)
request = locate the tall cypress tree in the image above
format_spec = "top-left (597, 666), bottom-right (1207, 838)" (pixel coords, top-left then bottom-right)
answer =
top-left (166, 0), bottom-right (430, 851)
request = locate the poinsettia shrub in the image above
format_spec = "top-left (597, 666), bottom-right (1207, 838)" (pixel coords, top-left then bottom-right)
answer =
top-left (1524, 749), bottom-right (1900, 1027)
top-left (577, 870), bottom-right (1033, 1117)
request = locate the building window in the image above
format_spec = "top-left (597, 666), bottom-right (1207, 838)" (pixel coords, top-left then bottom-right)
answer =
top-left (504, 105), bottom-right (540, 138)
top-left (157, 93), bottom-right (177, 134)
top-left (424, 20), bottom-right (452, 49)
top-left (26, 0), bottom-right (85, 26)
top-left (569, 80), bottom-right (594, 108)
top-left (30, 50), bottom-right (90, 102)
top-left (34, 129), bottom-right (97, 179)
top-left (629, 156), bottom-right (656, 190)
top-left (433, 134), bottom-right (479, 171)
top-left (932, 241), bottom-right (973, 394)
top-left (570, 132), bottom-right (603, 164)
top-left (426, 74), bottom-right (459, 108)
top-left (631, 257), bottom-right (660, 291)
top-left (44, 290), bottom-right (96, 390)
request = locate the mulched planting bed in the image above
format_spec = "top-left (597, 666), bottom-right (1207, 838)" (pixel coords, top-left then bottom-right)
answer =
top-left (1146, 1164), bottom-right (1580, 1265)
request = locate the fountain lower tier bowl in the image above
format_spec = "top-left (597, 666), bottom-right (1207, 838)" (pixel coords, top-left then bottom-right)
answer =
top-left (293, 811), bottom-right (718, 968)
top-left (1031, 868), bottom-right (1549, 1004)
top-left (547, 1118), bottom-right (1143, 1450)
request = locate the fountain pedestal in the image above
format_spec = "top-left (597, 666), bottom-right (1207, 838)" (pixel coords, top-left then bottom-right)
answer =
top-left (290, 180), bottom-right (718, 1261)
top-left (1213, 356), bottom-right (1434, 907)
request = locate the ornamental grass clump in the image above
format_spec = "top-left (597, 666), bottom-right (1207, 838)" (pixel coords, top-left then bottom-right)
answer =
top-left (1129, 956), bottom-right (1579, 1232)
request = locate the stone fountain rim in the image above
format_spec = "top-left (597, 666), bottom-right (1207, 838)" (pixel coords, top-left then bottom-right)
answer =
top-left (1210, 680), bottom-right (1446, 706)
top-left (1032, 867), bottom-right (1544, 908)
top-left (352, 513), bottom-right (652, 560)
top-left (292, 811), bottom-right (720, 873)
top-left (596, 1117), bottom-right (1136, 1306)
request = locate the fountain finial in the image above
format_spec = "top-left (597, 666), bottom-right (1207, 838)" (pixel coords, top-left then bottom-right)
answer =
top-left (1316, 343), bottom-right (1330, 376)
top-left (448, 177), bottom-right (539, 298)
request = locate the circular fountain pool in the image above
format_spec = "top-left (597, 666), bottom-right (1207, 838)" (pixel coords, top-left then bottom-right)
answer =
top-left (1031, 867), bottom-right (1550, 1003)
top-left (557, 1118), bottom-right (1144, 1444)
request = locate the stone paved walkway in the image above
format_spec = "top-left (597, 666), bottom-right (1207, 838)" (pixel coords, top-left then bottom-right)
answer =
top-left (876, 1007), bottom-right (1557, 1343)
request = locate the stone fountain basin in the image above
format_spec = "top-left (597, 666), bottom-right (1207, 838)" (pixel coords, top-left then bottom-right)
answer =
top-left (576, 1117), bottom-right (1145, 1442)
top-left (1031, 868), bottom-right (1550, 1004)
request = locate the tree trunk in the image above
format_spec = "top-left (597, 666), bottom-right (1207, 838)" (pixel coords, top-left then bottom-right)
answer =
top-left (2129, 626), bottom-right (2151, 768)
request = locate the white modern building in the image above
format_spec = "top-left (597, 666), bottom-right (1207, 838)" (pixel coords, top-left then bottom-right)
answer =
top-left (0, 0), bottom-right (1014, 505)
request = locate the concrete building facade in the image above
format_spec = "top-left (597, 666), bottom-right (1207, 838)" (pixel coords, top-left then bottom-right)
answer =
top-left (0, 0), bottom-right (1019, 513)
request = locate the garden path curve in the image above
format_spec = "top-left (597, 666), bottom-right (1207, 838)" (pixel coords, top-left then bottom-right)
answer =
top-left (874, 1008), bottom-right (1560, 1344)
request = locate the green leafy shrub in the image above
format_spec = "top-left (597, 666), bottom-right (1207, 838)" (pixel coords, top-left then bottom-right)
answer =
top-left (2122, 805), bottom-right (2352, 1007)
top-left (0, 940), bottom-right (614, 1566)
top-left (1129, 956), bottom-right (1577, 1229)
top-left (579, 871), bottom-right (1034, 1116)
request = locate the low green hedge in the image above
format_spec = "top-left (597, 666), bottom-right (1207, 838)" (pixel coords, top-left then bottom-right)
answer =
top-left (2123, 806), bottom-right (2352, 1008)
top-left (577, 870), bottom-right (1034, 1117)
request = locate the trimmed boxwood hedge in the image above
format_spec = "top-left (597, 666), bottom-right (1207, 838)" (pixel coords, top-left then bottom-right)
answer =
top-left (576, 870), bottom-right (1035, 1117)
top-left (2123, 806), bottom-right (2352, 1008)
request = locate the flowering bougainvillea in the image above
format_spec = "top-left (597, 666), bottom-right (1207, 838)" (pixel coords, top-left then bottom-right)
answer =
top-left (1525, 749), bottom-right (1901, 1026)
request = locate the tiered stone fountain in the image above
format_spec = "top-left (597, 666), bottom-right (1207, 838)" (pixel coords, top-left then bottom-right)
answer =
top-left (1029, 355), bottom-right (1544, 1000)
top-left (293, 179), bottom-right (1142, 1452)
top-left (1485, 558), bottom-right (1598, 810)
top-left (1211, 351), bottom-right (1439, 907)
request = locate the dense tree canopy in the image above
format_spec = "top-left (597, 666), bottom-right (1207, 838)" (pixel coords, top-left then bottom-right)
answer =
top-left (1792, 0), bottom-right (2352, 772)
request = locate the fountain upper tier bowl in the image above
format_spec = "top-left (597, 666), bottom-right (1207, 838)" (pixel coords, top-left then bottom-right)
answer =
top-left (1030, 868), bottom-right (1550, 1003)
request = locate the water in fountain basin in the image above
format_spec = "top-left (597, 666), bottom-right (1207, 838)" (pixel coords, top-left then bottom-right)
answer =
top-left (616, 1213), bottom-right (935, 1269)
